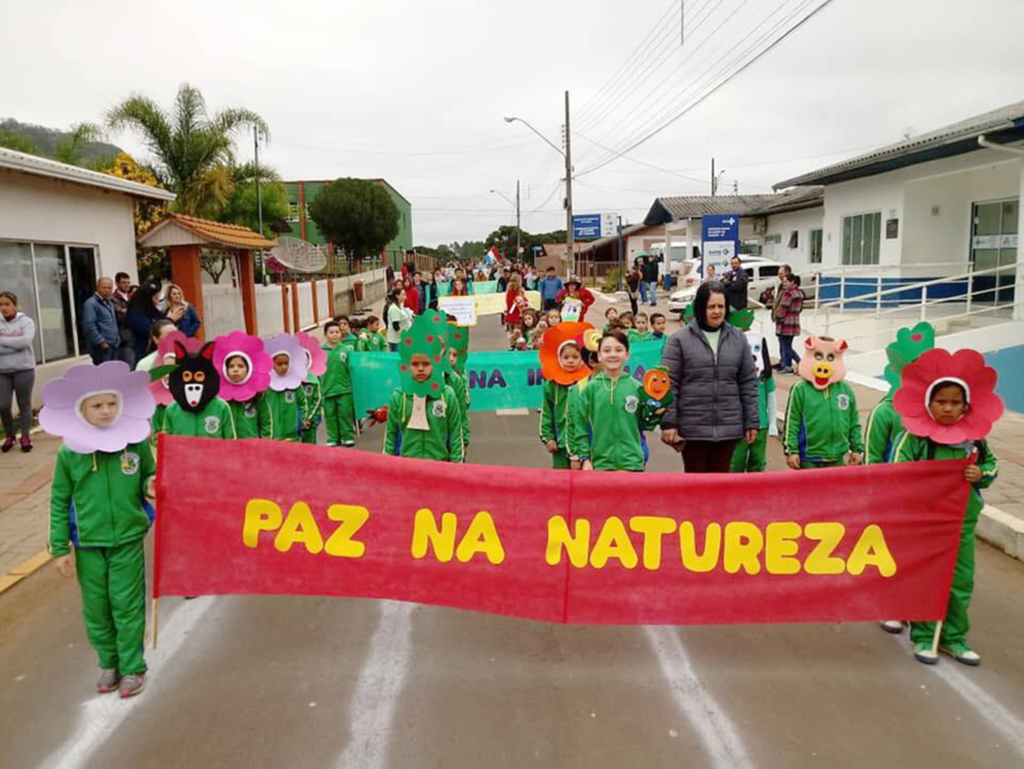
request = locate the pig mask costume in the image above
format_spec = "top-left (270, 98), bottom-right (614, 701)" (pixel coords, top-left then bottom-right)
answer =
top-left (798, 336), bottom-right (849, 390)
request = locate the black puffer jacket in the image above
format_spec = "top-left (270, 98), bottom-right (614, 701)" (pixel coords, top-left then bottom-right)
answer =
top-left (660, 320), bottom-right (758, 441)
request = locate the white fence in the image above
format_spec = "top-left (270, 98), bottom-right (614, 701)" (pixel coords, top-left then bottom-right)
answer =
top-left (201, 283), bottom-right (246, 340)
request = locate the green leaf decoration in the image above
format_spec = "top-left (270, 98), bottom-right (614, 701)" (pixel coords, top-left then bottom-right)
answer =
top-left (884, 322), bottom-right (935, 390)
top-left (727, 308), bottom-right (755, 331)
top-left (149, 364), bottom-right (176, 381)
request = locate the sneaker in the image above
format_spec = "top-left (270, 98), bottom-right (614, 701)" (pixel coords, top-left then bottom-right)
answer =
top-left (880, 620), bottom-right (905, 634)
top-left (1, 436), bottom-right (13, 453)
top-left (119, 673), bottom-right (146, 698)
top-left (940, 642), bottom-right (981, 666)
top-left (342, 440), bottom-right (355, 447)
top-left (19, 435), bottom-right (32, 453)
top-left (913, 643), bottom-right (939, 665)
top-left (97, 668), bottom-right (121, 694)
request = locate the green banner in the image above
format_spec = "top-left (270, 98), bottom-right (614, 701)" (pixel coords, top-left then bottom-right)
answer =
top-left (437, 280), bottom-right (500, 297)
top-left (350, 340), bottom-right (667, 415)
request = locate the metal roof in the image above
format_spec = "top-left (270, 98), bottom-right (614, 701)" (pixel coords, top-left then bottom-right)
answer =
top-left (576, 223), bottom-right (650, 253)
top-left (774, 100), bottom-right (1024, 189)
top-left (0, 147), bottom-right (176, 201)
top-left (644, 186), bottom-right (823, 225)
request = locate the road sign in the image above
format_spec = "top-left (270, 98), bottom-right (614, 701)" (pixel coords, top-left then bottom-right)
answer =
top-left (601, 212), bottom-right (619, 237)
top-left (572, 214), bottom-right (602, 239)
top-left (701, 213), bottom-right (740, 276)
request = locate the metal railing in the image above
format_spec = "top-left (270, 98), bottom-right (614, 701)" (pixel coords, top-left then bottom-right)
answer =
top-left (808, 263), bottom-right (1020, 345)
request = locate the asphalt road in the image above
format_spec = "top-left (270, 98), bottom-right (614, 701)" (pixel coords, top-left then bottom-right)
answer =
top-left (3, 299), bottom-right (1024, 769)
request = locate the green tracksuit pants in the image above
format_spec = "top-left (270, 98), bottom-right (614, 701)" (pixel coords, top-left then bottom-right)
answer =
top-left (910, 495), bottom-right (981, 647)
top-left (551, 449), bottom-right (570, 470)
top-left (324, 394), bottom-right (355, 445)
top-left (75, 539), bottom-right (147, 674)
top-left (730, 428), bottom-right (768, 472)
top-left (800, 460), bottom-right (840, 469)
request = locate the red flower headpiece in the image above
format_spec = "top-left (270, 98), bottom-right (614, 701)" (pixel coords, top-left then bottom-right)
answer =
top-left (540, 321), bottom-right (594, 385)
top-left (893, 348), bottom-right (1004, 443)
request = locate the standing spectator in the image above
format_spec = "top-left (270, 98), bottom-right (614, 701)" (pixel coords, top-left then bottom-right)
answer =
top-left (771, 265), bottom-right (793, 355)
top-left (112, 272), bottom-right (136, 368)
top-left (455, 266), bottom-right (474, 294)
top-left (721, 255), bottom-right (749, 311)
top-left (660, 281), bottom-right (759, 473)
top-left (164, 284), bottom-right (201, 337)
top-left (384, 289), bottom-right (413, 351)
top-left (126, 283), bottom-right (166, 363)
top-left (420, 271), bottom-right (439, 313)
top-left (0, 291), bottom-right (36, 453)
top-left (82, 277), bottom-right (119, 365)
top-left (497, 268), bottom-right (511, 292)
top-left (556, 277), bottom-right (595, 323)
top-left (775, 274), bottom-right (805, 374)
top-left (403, 277), bottom-right (421, 315)
top-left (524, 267), bottom-right (537, 291)
top-left (626, 267), bottom-right (641, 316)
top-left (539, 267), bottom-right (564, 311)
top-left (385, 263), bottom-right (395, 289)
top-left (703, 264), bottom-right (717, 283)
top-left (635, 256), bottom-right (649, 305)
top-left (642, 255), bottom-right (660, 306)
top-left (504, 274), bottom-right (528, 332)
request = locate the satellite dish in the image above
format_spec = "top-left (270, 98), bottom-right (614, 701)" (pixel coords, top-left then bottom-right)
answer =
top-left (270, 237), bottom-right (328, 272)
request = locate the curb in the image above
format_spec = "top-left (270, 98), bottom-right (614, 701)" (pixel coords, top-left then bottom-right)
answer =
top-left (977, 505), bottom-right (1024, 562)
top-left (0, 549), bottom-right (51, 595)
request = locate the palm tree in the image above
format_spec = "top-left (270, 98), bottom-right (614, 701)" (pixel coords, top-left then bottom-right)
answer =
top-left (54, 122), bottom-right (103, 166)
top-left (105, 83), bottom-right (269, 216)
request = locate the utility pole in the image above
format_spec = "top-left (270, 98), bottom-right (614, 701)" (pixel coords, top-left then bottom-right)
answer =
top-left (564, 90), bottom-right (574, 278)
top-left (254, 127), bottom-right (264, 235)
top-left (710, 156), bottom-right (716, 197)
top-left (516, 179), bottom-right (521, 264)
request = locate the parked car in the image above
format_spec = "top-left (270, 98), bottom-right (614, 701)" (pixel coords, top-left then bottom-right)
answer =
top-left (668, 256), bottom-right (818, 315)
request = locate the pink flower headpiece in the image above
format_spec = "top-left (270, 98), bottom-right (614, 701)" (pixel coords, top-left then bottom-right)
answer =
top-left (214, 331), bottom-right (273, 402)
top-left (296, 331), bottom-right (327, 377)
top-left (263, 334), bottom-right (306, 391)
top-left (147, 330), bottom-right (199, 406)
top-left (40, 361), bottom-right (155, 454)
top-left (893, 348), bottom-right (1004, 443)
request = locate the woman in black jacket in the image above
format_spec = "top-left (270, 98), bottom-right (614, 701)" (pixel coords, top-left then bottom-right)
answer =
top-left (659, 281), bottom-right (759, 472)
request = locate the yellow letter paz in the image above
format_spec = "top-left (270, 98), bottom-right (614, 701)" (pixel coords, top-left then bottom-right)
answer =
top-left (242, 499), bottom-right (369, 557)
top-left (545, 517), bottom-right (896, 577)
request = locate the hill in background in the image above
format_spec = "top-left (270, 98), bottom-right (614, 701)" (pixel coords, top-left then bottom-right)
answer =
top-left (0, 118), bottom-right (124, 165)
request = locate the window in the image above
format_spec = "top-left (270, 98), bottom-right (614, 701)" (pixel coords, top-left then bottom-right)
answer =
top-left (0, 240), bottom-right (96, 364)
top-left (788, 230), bottom-right (799, 249)
top-left (765, 234), bottom-right (782, 245)
top-left (286, 203), bottom-right (300, 222)
top-left (971, 198), bottom-right (1018, 304)
top-left (842, 212), bottom-right (881, 265)
top-left (758, 265), bottom-right (778, 280)
top-left (810, 229), bottom-right (823, 264)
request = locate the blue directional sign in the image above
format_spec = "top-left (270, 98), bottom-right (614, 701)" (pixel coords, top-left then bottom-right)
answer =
top-left (701, 213), bottom-right (740, 276)
top-left (572, 214), bottom-right (602, 239)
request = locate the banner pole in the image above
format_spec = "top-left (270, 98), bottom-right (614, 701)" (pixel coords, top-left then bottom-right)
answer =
top-left (152, 597), bottom-right (159, 650)
top-left (930, 620), bottom-right (942, 656)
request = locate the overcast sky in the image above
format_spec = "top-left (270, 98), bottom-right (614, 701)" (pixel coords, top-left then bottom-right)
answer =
top-left (3, 0), bottom-right (1023, 246)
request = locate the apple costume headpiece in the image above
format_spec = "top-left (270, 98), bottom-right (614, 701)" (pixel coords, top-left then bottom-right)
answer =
top-left (893, 348), bottom-right (1003, 443)
top-left (214, 331), bottom-right (273, 403)
top-left (539, 322), bottom-right (595, 386)
top-left (40, 361), bottom-right (155, 454)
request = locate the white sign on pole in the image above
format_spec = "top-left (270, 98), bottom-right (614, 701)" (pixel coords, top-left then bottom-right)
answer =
top-left (438, 296), bottom-right (477, 327)
top-left (702, 240), bottom-right (735, 277)
top-left (600, 212), bottom-right (618, 238)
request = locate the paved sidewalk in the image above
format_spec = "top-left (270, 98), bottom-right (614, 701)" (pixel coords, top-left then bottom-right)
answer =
top-left (0, 432), bottom-right (60, 584)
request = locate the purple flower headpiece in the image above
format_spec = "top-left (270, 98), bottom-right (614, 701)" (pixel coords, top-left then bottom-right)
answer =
top-left (214, 331), bottom-right (273, 402)
top-left (263, 334), bottom-right (306, 391)
top-left (40, 361), bottom-right (155, 454)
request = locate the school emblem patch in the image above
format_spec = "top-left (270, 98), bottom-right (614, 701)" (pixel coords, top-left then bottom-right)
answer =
top-left (339, 352), bottom-right (348, 363)
top-left (624, 395), bottom-right (639, 414)
top-left (431, 399), bottom-right (447, 418)
top-left (120, 452), bottom-right (140, 475)
top-left (243, 402), bottom-right (257, 418)
top-left (204, 416), bottom-right (221, 435)
top-left (285, 391), bottom-right (295, 404)
top-left (837, 393), bottom-right (851, 411)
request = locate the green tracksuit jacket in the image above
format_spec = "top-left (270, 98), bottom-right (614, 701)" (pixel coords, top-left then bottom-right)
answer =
top-left (259, 387), bottom-right (306, 441)
top-left (568, 372), bottom-right (648, 471)
top-left (540, 380), bottom-right (573, 470)
top-left (783, 379), bottom-right (863, 464)
top-left (321, 336), bottom-right (359, 398)
top-left (228, 396), bottom-right (262, 439)
top-left (864, 394), bottom-right (902, 464)
top-left (162, 398), bottom-right (236, 440)
top-left (49, 443), bottom-right (156, 557)
top-left (445, 370), bottom-right (471, 450)
top-left (893, 433), bottom-right (997, 647)
top-left (383, 387), bottom-right (464, 462)
top-left (300, 374), bottom-right (324, 443)
top-left (359, 332), bottom-right (388, 352)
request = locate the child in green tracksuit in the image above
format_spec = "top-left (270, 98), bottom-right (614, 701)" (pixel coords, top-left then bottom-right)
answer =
top-left (161, 341), bottom-right (236, 440)
top-left (783, 337), bottom-right (863, 469)
top-left (892, 379), bottom-right (998, 666)
top-left (383, 313), bottom-right (464, 462)
top-left (731, 332), bottom-right (777, 472)
top-left (865, 394), bottom-right (901, 465)
top-left (627, 312), bottom-right (652, 344)
top-left (45, 383), bottom-right (156, 699)
top-left (443, 343), bottom-right (470, 460)
top-left (539, 340), bottom-right (585, 470)
top-left (260, 353), bottom-right (307, 442)
top-left (162, 398), bottom-right (236, 439)
top-left (569, 331), bottom-right (661, 472)
top-left (321, 318), bottom-right (359, 447)
top-left (299, 372), bottom-right (323, 444)
top-left (358, 316), bottom-right (388, 352)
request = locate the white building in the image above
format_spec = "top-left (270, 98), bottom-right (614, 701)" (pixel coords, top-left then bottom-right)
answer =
top-left (0, 148), bottom-right (176, 394)
top-left (774, 100), bottom-right (1024, 316)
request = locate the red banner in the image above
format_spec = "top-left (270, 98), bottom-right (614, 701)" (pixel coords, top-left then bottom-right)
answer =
top-left (154, 435), bottom-right (969, 625)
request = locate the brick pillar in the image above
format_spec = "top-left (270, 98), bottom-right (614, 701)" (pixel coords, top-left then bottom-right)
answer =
top-left (311, 279), bottom-right (319, 323)
top-left (327, 279), bottom-right (336, 317)
top-left (281, 284), bottom-right (291, 333)
top-left (291, 282), bottom-right (300, 332)
top-left (169, 245), bottom-right (205, 342)
top-left (237, 250), bottom-right (258, 336)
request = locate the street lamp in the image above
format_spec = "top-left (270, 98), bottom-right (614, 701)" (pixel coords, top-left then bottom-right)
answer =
top-left (504, 92), bottom-right (574, 277)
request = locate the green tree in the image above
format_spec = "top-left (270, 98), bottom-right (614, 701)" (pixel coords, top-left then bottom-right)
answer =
top-left (308, 178), bottom-right (400, 271)
top-left (105, 83), bottom-right (269, 216)
top-left (54, 123), bottom-right (103, 166)
top-left (0, 129), bottom-right (39, 155)
top-left (219, 163), bottom-right (290, 238)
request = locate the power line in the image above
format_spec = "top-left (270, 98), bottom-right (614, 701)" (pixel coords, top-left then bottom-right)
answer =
top-left (578, 0), bottom-right (837, 177)
top-left (274, 135), bottom-right (537, 157)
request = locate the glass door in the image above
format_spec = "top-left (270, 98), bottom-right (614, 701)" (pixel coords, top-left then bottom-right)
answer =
top-left (971, 199), bottom-right (1018, 305)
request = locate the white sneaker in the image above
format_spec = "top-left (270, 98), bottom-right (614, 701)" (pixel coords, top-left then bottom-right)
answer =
top-left (940, 642), bottom-right (981, 666)
top-left (879, 620), bottom-right (905, 634)
top-left (913, 643), bottom-right (939, 665)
